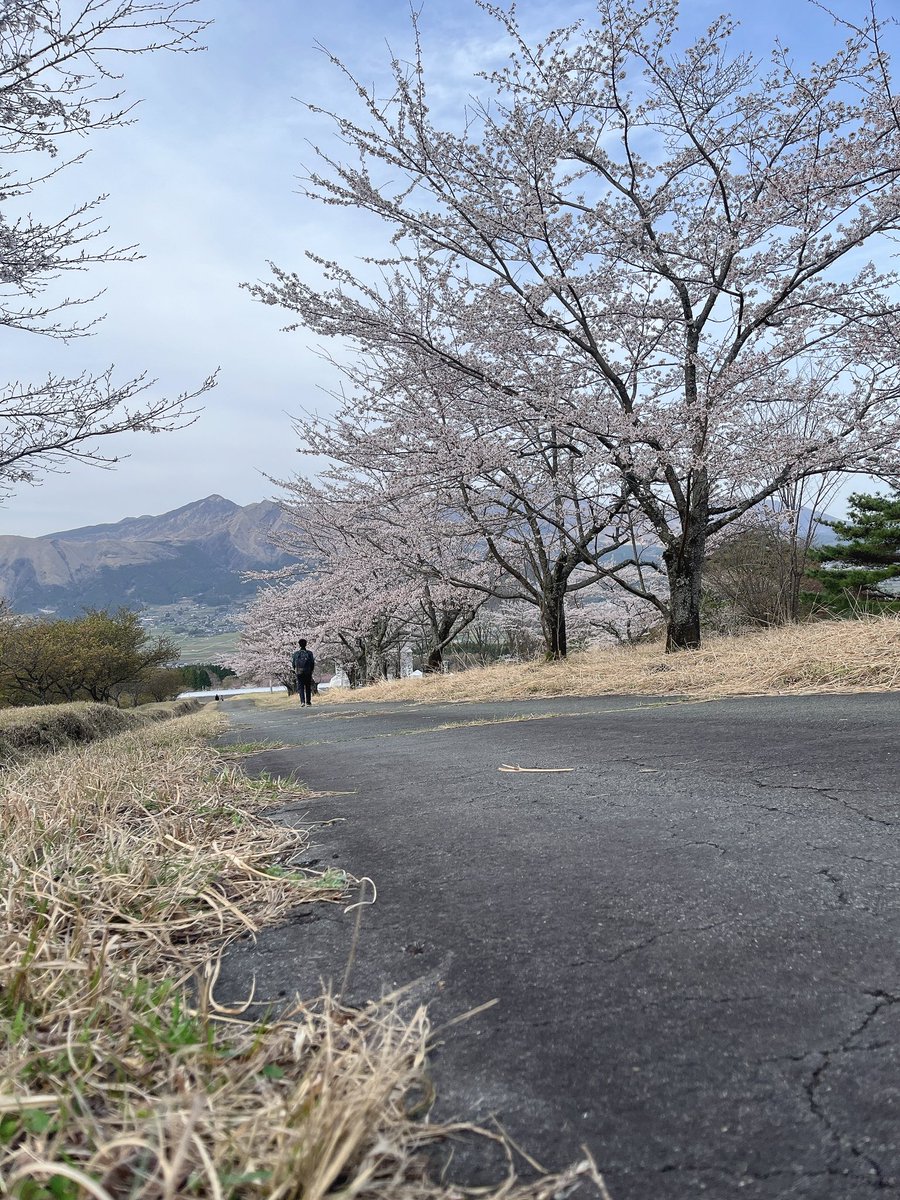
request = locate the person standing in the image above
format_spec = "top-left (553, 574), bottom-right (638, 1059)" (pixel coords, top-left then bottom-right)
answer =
top-left (291, 638), bottom-right (316, 707)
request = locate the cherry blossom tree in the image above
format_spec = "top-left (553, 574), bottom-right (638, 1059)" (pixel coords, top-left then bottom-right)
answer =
top-left (252, 0), bottom-right (900, 650)
top-left (0, 1), bottom-right (214, 499)
top-left (237, 530), bottom-right (458, 689)
top-left (275, 350), bottom-right (659, 658)
top-left (232, 578), bottom-right (329, 693)
top-left (415, 580), bottom-right (482, 672)
top-left (449, 572), bottom-right (663, 662)
top-left (272, 478), bottom-right (486, 671)
top-left (568, 569), bottom-right (667, 646)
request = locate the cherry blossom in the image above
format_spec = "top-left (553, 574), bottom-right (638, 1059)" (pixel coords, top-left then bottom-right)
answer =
top-left (0, 2), bottom-right (213, 498)
top-left (251, 0), bottom-right (900, 649)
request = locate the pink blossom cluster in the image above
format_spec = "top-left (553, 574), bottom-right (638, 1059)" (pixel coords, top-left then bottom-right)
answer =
top-left (246, 0), bottom-right (900, 651)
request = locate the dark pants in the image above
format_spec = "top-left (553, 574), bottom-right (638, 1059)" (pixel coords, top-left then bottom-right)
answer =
top-left (297, 674), bottom-right (312, 705)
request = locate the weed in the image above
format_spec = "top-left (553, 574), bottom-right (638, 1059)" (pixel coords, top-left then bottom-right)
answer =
top-left (263, 864), bottom-right (348, 891)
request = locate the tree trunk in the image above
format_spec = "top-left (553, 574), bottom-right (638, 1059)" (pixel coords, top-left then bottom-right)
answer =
top-left (425, 612), bottom-right (461, 673)
top-left (364, 642), bottom-right (388, 683)
top-left (540, 583), bottom-right (567, 659)
top-left (785, 537), bottom-right (809, 624)
top-left (424, 615), bottom-right (445, 672)
top-left (663, 524), bottom-right (707, 651)
top-left (425, 646), bottom-right (443, 673)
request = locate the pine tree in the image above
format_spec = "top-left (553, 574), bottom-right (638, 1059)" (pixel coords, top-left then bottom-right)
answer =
top-left (810, 493), bottom-right (900, 607)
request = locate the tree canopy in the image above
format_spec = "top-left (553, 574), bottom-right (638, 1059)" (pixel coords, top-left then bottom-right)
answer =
top-left (0, 608), bottom-right (181, 706)
top-left (251, 0), bottom-right (900, 651)
top-left (0, 1), bottom-right (215, 500)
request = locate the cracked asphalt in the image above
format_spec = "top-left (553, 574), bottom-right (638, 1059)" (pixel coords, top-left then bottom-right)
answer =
top-left (213, 692), bottom-right (900, 1199)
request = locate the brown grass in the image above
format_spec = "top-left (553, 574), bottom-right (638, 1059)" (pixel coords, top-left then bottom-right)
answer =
top-left (1, 708), bottom-right (610, 1199)
top-left (309, 615), bottom-right (900, 705)
top-left (0, 698), bottom-right (201, 764)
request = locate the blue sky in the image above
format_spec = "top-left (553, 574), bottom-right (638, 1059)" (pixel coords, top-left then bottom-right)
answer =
top-left (4, 0), bottom-right (897, 536)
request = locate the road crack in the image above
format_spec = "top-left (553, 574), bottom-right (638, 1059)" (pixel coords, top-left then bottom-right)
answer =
top-left (749, 777), bottom-right (899, 827)
top-left (572, 919), bottom-right (731, 968)
top-left (805, 990), bottom-right (900, 1188)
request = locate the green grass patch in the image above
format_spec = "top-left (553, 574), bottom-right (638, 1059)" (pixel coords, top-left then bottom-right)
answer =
top-left (217, 740), bottom-right (288, 755)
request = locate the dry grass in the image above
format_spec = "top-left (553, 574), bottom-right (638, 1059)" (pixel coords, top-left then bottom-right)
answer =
top-left (0, 699), bottom-right (201, 764)
top-left (309, 615), bottom-right (900, 706)
top-left (1, 708), bottom-right (609, 1200)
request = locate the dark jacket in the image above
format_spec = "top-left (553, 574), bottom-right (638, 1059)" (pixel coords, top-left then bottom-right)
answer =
top-left (291, 648), bottom-right (315, 677)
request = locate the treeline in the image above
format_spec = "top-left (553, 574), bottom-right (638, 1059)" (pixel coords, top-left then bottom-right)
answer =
top-left (180, 663), bottom-right (237, 692)
top-left (811, 493), bottom-right (900, 613)
top-left (705, 491), bottom-right (900, 631)
top-left (0, 609), bottom-right (179, 706)
top-left (235, 487), bottom-right (900, 688)
top-left (0, 608), bottom-right (235, 708)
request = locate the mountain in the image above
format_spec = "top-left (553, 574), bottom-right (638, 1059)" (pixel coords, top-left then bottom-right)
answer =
top-left (0, 496), bottom-right (295, 615)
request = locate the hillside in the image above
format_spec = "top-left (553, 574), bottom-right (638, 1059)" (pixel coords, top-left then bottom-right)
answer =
top-left (314, 614), bottom-right (900, 704)
top-left (0, 496), bottom-right (294, 615)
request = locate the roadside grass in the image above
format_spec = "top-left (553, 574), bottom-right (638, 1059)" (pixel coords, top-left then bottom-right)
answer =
top-left (216, 739), bottom-right (289, 756)
top-left (1, 707), bottom-right (608, 1199)
top-left (0, 698), bottom-right (201, 764)
top-left (314, 614), bottom-right (900, 705)
top-left (213, 764), bottom-right (306, 803)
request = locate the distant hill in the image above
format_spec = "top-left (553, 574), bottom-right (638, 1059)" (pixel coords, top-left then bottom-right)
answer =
top-left (0, 494), bottom-right (836, 619)
top-left (0, 495), bottom-right (295, 615)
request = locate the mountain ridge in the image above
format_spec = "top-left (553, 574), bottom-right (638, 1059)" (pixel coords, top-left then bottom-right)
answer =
top-left (45, 494), bottom-right (243, 543)
top-left (0, 495), bottom-right (294, 615)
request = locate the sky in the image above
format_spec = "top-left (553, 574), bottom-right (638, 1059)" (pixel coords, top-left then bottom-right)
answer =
top-left (3, 0), bottom-right (897, 537)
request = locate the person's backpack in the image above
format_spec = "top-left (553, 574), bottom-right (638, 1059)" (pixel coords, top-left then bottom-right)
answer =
top-left (292, 648), bottom-right (315, 676)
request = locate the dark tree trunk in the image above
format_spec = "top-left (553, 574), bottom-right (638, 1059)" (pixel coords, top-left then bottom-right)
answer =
top-left (425, 612), bottom-right (461, 673)
top-left (663, 523), bottom-right (706, 651)
top-left (425, 646), bottom-right (443, 673)
top-left (540, 582), bottom-right (567, 659)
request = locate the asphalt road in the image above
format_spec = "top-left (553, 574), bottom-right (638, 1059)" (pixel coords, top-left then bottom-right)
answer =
top-left (214, 692), bottom-right (900, 1199)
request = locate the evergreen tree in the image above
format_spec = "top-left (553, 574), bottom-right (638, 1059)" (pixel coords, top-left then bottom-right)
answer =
top-left (810, 492), bottom-right (900, 608)
top-left (182, 666), bottom-right (212, 691)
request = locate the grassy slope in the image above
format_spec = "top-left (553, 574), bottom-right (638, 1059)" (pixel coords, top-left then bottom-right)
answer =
top-left (0, 698), bottom-right (201, 762)
top-left (316, 615), bottom-right (900, 705)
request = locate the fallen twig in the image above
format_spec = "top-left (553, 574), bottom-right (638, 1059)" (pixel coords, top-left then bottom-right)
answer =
top-left (498, 764), bottom-right (575, 773)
